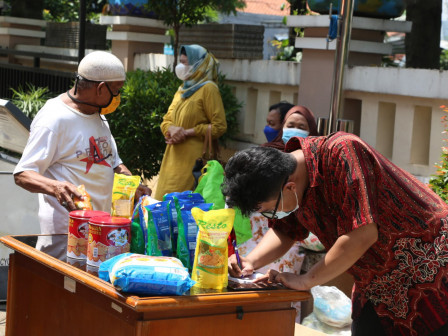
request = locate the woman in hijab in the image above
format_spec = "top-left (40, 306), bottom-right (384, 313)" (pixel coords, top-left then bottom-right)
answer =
top-left (154, 45), bottom-right (227, 200)
top-left (262, 105), bottom-right (318, 150)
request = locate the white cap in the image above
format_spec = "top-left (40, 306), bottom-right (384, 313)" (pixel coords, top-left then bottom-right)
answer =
top-left (77, 51), bottom-right (126, 82)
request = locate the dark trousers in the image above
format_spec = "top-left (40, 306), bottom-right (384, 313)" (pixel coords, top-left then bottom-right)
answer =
top-left (352, 301), bottom-right (448, 336)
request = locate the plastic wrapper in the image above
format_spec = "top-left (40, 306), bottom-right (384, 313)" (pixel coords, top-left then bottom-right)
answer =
top-left (111, 174), bottom-right (141, 218)
top-left (163, 191), bottom-right (197, 251)
top-left (98, 253), bottom-right (195, 296)
top-left (74, 184), bottom-right (93, 210)
top-left (311, 286), bottom-right (352, 328)
top-left (130, 195), bottom-right (158, 254)
top-left (177, 202), bottom-right (213, 270)
top-left (299, 232), bottom-right (326, 252)
top-left (191, 207), bottom-right (235, 289)
top-left (143, 201), bottom-right (172, 256)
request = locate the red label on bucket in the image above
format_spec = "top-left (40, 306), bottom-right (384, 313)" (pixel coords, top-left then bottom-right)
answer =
top-left (87, 216), bottom-right (131, 267)
top-left (67, 210), bottom-right (110, 260)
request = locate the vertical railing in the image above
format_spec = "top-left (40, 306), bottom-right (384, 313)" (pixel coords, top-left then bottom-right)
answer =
top-left (327, 0), bottom-right (355, 134)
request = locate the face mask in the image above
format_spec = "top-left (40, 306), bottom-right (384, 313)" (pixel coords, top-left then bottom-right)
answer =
top-left (100, 83), bottom-right (121, 115)
top-left (264, 125), bottom-right (280, 142)
top-left (175, 63), bottom-right (191, 81)
top-left (275, 189), bottom-right (299, 219)
top-left (282, 128), bottom-right (309, 144)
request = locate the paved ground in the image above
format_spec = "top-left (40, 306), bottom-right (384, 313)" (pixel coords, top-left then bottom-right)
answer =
top-left (0, 302), bottom-right (5, 336)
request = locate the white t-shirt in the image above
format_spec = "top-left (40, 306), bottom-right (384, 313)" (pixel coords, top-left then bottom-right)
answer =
top-left (14, 96), bottom-right (122, 234)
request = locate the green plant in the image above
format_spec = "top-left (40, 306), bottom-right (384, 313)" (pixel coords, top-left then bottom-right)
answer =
top-left (43, 0), bottom-right (106, 22)
top-left (108, 68), bottom-right (241, 179)
top-left (441, 49), bottom-right (448, 71)
top-left (270, 38), bottom-right (298, 61)
top-left (217, 73), bottom-right (242, 144)
top-left (429, 105), bottom-right (448, 203)
top-left (10, 84), bottom-right (54, 119)
top-left (145, 0), bottom-right (246, 66)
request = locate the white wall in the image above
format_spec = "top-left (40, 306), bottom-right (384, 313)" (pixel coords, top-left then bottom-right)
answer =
top-left (134, 54), bottom-right (448, 178)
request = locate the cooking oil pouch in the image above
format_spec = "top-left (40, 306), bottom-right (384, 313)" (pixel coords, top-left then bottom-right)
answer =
top-left (177, 202), bottom-right (213, 270)
top-left (112, 174), bottom-right (141, 218)
top-left (191, 208), bottom-right (235, 289)
top-left (164, 193), bottom-right (205, 254)
top-left (74, 184), bottom-right (93, 210)
top-left (98, 253), bottom-right (195, 296)
top-left (131, 195), bottom-right (158, 254)
top-left (144, 201), bottom-right (172, 256)
top-left (176, 192), bottom-right (204, 203)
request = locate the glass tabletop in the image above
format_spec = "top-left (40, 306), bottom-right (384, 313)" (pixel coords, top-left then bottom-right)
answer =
top-left (12, 234), bottom-right (234, 295)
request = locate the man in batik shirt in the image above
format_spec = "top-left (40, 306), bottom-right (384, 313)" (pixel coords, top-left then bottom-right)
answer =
top-left (224, 132), bottom-right (448, 336)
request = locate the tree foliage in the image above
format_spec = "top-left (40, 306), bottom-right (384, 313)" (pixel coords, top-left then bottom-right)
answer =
top-left (42, 0), bottom-right (106, 22)
top-left (146, 0), bottom-right (246, 66)
top-left (429, 105), bottom-right (448, 203)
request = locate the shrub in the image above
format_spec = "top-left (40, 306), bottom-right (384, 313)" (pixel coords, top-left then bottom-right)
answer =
top-left (108, 68), bottom-right (241, 179)
top-left (10, 84), bottom-right (54, 119)
top-left (429, 105), bottom-right (448, 203)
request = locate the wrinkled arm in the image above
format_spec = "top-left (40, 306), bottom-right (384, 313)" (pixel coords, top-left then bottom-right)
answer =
top-left (14, 170), bottom-right (81, 210)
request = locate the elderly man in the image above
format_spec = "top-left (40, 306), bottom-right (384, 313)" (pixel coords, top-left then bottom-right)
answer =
top-left (223, 132), bottom-right (448, 336)
top-left (14, 51), bottom-right (151, 235)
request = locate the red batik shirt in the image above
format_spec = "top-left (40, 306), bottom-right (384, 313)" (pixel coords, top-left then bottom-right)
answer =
top-left (269, 132), bottom-right (448, 336)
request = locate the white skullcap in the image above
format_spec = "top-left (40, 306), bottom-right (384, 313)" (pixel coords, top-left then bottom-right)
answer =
top-left (77, 51), bottom-right (126, 82)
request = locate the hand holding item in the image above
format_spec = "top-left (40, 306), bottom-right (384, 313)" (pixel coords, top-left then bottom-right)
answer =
top-left (134, 184), bottom-right (152, 202)
top-left (253, 269), bottom-right (310, 291)
top-left (228, 253), bottom-right (254, 278)
top-left (53, 181), bottom-right (83, 211)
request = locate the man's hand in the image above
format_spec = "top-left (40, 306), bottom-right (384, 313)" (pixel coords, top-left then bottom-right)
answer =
top-left (253, 269), bottom-right (311, 291)
top-left (52, 181), bottom-right (83, 211)
top-left (228, 254), bottom-right (255, 278)
top-left (135, 183), bottom-right (152, 202)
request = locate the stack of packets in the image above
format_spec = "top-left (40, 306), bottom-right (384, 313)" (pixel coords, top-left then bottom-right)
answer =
top-left (100, 190), bottom-right (236, 295)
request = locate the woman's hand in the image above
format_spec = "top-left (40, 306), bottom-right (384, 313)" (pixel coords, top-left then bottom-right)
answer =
top-left (253, 269), bottom-right (311, 291)
top-left (166, 126), bottom-right (187, 144)
top-left (228, 254), bottom-right (255, 277)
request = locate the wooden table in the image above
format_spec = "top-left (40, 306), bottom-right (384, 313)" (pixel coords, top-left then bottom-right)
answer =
top-left (0, 234), bottom-right (311, 336)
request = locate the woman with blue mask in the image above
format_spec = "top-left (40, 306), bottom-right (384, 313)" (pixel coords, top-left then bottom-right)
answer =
top-left (262, 105), bottom-right (318, 151)
top-left (263, 102), bottom-right (295, 142)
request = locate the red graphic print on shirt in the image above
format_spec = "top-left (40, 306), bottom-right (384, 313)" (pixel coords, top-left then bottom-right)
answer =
top-left (80, 136), bottom-right (111, 173)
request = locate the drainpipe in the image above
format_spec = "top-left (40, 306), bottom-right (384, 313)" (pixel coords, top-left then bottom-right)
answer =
top-left (78, 0), bottom-right (86, 64)
top-left (327, 0), bottom-right (355, 135)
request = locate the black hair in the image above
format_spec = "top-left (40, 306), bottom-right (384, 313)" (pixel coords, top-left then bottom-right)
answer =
top-left (180, 47), bottom-right (187, 56)
top-left (269, 101), bottom-right (295, 124)
top-left (222, 146), bottom-right (297, 216)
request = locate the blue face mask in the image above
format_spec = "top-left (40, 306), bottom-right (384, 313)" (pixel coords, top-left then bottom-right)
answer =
top-left (282, 128), bottom-right (310, 144)
top-left (264, 125), bottom-right (280, 142)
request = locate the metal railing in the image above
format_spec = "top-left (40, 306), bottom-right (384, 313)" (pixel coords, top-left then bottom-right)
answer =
top-left (0, 63), bottom-right (74, 99)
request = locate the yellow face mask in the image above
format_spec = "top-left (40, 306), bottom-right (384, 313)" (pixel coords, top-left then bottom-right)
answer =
top-left (100, 94), bottom-right (121, 115)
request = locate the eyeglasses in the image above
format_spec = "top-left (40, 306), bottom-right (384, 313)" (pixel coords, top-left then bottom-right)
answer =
top-left (260, 179), bottom-right (288, 219)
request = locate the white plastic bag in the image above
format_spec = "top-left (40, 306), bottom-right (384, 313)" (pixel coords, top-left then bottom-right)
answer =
top-left (311, 285), bottom-right (352, 328)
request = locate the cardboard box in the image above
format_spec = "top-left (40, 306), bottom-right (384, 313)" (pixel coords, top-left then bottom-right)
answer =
top-left (295, 323), bottom-right (328, 335)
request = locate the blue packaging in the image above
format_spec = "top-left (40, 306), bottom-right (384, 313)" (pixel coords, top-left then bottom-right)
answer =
top-left (99, 253), bottom-right (195, 296)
